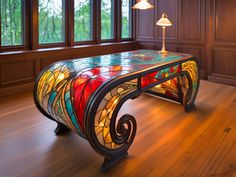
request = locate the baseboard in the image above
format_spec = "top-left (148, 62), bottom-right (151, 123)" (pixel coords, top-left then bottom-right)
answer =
top-left (0, 83), bottom-right (34, 97)
top-left (208, 74), bottom-right (236, 86)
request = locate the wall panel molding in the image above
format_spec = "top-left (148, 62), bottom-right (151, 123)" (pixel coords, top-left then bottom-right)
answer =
top-left (136, 0), bottom-right (156, 40)
top-left (179, 0), bottom-right (205, 42)
top-left (214, 0), bottom-right (236, 43)
top-left (155, 0), bottom-right (179, 40)
top-left (207, 0), bottom-right (236, 85)
top-left (212, 48), bottom-right (236, 77)
top-left (0, 60), bottom-right (36, 87)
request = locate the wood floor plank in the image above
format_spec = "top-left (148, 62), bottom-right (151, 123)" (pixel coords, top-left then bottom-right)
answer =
top-left (180, 91), bottom-right (236, 177)
top-left (128, 85), bottom-right (236, 177)
top-left (209, 138), bottom-right (236, 177)
top-left (0, 80), bottom-right (236, 177)
top-left (161, 86), bottom-right (236, 177)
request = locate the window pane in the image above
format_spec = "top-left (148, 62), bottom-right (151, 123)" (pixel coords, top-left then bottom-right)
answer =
top-left (74, 0), bottom-right (92, 41)
top-left (122, 0), bottom-right (131, 38)
top-left (101, 0), bottom-right (114, 40)
top-left (38, 0), bottom-right (65, 44)
top-left (1, 0), bottom-right (23, 46)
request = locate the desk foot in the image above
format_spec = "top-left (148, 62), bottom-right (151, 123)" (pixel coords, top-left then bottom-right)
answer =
top-left (100, 152), bottom-right (128, 172)
top-left (54, 123), bottom-right (71, 135)
top-left (185, 103), bottom-right (195, 112)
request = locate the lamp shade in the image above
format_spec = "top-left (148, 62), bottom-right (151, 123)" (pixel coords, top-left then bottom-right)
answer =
top-left (156, 13), bottom-right (172, 27)
top-left (132, 0), bottom-right (154, 10)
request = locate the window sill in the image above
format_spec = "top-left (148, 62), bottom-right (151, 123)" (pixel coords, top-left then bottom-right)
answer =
top-left (0, 41), bottom-right (136, 56)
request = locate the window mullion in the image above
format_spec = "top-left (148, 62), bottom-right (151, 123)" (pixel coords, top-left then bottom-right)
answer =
top-left (117, 0), bottom-right (122, 42)
top-left (96, 0), bottom-right (101, 44)
top-left (24, 0), bottom-right (30, 49)
top-left (30, 0), bottom-right (38, 50)
top-left (67, 0), bottom-right (74, 46)
top-left (0, 0), bottom-right (1, 51)
top-left (131, 0), bottom-right (135, 40)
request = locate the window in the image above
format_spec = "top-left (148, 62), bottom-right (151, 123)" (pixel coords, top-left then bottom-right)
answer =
top-left (1, 0), bottom-right (23, 46)
top-left (38, 0), bottom-right (65, 44)
top-left (122, 0), bottom-right (132, 38)
top-left (0, 0), bottom-right (132, 51)
top-left (101, 0), bottom-right (114, 40)
top-left (74, 0), bottom-right (92, 42)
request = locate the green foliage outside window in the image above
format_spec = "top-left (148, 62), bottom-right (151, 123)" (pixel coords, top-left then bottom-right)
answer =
top-left (74, 0), bottom-right (92, 41)
top-left (38, 0), bottom-right (65, 44)
top-left (0, 0), bottom-right (132, 47)
top-left (101, 0), bottom-right (114, 40)
top-left (122, 0), bottom-right (131, 38)
top-left (1, 0), bottom-right (23, 46)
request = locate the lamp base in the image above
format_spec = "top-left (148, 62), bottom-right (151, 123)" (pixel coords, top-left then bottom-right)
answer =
top-left (159, 49), bottom-right (170, 55)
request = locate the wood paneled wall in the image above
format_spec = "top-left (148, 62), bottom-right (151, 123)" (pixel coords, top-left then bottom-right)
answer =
top-left (0, 42), bottom-right (137, 97)
top-left (136, 0), bottom-right (236, 85)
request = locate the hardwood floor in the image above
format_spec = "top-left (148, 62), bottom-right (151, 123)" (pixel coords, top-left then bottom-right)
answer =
top-left (0, 80), bottom-right (236, 177)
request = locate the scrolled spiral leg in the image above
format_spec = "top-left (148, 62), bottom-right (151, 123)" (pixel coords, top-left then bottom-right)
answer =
top-left (181, 60), bottom-right (200, 112)
top-left (179, 75), bottom-right (192, 111)
top-left (99, 111), bottom-right (137, 172)
top-left (86, 81), bottom-right (138, 172)
top-left (54, 122), bottom-right (71, 135)
top-left (100, 114), bottom-right (137, 172)
top-left (101, 151), bottom-right (128, 172)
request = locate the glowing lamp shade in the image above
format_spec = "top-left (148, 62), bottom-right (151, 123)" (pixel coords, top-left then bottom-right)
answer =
top-left (132, 0), bottom-right (154, 10)
top-left (156, 13), bottom-right (172, 27)
top-left (156, 13), bottom-right (172, 54)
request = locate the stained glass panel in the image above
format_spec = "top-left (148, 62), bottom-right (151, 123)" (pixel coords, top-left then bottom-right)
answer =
top-left (182, 60), bottom-right (198, 98)
top-left (141, 64), bottom-right (181, 88)
top-left (95, 79), bottom-right (138, 149)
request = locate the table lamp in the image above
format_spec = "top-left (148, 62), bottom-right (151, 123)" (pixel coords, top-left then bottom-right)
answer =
top-left (156, 13), bottom-right (172, 54)
top-left (132, 0), bottom-right (154, 10)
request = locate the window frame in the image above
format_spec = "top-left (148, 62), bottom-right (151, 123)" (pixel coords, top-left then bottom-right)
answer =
top-left (37, 0), bottom-right (67, 47)
top-left (73, 0), bottom-right (94, 44)
top-left (121, 0), bottom-right (133, 41)
top-left (0, 0), bottom-right (28, 51)
top-left (0, 0), bottom-right (134, 52)
top-left (100, 0), bottom-right (116, 43)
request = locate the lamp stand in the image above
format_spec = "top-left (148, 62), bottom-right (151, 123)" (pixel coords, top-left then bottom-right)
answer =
top-left (160, 26), bottom-right (168, 54)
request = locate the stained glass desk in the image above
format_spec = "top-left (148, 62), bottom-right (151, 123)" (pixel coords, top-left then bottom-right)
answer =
top-left (34, 49), bottom-right (200, 172)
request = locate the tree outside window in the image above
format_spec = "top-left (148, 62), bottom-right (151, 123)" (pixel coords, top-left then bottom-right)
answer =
top-left (122, 0), bottom-right (132, 38)
top-left (1, 0), bottom-right (23, 46)
top-left (74, 0), bottom-right (92, 42)
top-left (101, 0), bottom-right (114, 40)
top-left (38, 0), bottom-right (65, 44)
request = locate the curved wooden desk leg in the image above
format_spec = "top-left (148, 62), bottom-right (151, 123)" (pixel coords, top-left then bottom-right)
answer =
top-left (54, 122), bottom-right (71, 135)
top-left (86, 82), bottom-right (138, 172)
